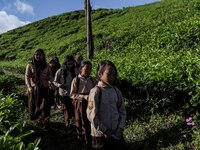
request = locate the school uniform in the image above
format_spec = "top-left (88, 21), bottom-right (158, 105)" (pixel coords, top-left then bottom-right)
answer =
top-left (25, 62), bottom-right (53, 128)
top-left (70, 74), bottom-right (96, 148)
top-left (48, 61), bottom-right (60, 107)
top-left (53, 67), bottom-right (73, 128)
top-left (87, 81), bottom-right (126, 150)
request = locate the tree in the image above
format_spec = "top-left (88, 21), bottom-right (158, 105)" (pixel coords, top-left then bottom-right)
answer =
top-left (84, 0), bottom-right (94, 59)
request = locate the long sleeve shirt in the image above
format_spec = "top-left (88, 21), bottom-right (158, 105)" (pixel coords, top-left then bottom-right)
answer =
top-left (70, 74), bottom-right (97, 101)
top-left (86, 81), bottom-right (126, 137)
top-left (25, 62), bottom-right (53, 89)
top-left (53, 68), bottom-right (73, 96)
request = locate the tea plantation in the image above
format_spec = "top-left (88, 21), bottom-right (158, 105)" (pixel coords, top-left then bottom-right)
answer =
top-left (0, 0), bottom-right (200, 149)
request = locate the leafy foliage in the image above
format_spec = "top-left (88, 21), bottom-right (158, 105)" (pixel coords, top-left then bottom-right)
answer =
top-left (0, 93), bottom-right (40, 150)
top-left (0, 73), bottom-right (24, 95)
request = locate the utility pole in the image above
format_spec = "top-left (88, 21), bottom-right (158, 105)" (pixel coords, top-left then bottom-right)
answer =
top-left (85, 0), bottom-right (94, 59)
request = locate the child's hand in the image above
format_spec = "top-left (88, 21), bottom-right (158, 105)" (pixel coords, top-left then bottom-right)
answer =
top-left (49, 83), bottom-right (55, 90)
top-left (104, 130), bottom-right (112, 138)
top-left (83, 95), bottom-right (89, 101)
top-left (28, 87), bottom-right (33, 93)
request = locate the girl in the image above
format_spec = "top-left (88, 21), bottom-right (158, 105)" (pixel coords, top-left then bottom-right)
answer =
top-left (25, 48), bottom-right (53, 131)
top-left (49, 56), bottom-right (61, 77)
top-left (53, 55), bottom-right (75, 131)
top-left (73, 52), bottom-right (83, 75)
top-left (87, 60), bottom-right (126, 150)
top-left (70, 60), bottom-right (97, 150)
top-left (48, 56), bottom-right (61, 108)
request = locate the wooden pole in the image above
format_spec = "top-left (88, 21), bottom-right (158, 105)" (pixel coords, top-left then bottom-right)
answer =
top-left (85, 0), bottom-right (94, 59)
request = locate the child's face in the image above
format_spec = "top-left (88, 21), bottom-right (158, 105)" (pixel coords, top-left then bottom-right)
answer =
top-left (34, 51), bottom-right (43, 61)
top-left (99, 65), bottom-right (116, 85)
top-left (80, 64), bottom-right (92, 77)
top-left (66, 60), bottom-right (74, 69)
top-left (49, 61), bottom-right (55, 67)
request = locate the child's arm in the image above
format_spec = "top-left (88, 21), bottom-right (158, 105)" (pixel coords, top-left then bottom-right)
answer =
top-left (25, 63), bottom-right (33, 92)
top-left (70, 77), bottom-right (84, 101)
top-left (53, 69), bottom-right (62, 88)
top-left (116, 88), bottom-right (126, 130)
top-left (47, 66), bottom-right (55, 90)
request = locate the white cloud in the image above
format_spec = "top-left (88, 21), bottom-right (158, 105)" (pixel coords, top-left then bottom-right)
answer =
top-left (14, 0), bottom-right (34, 15)
top-left (0, 11), bottom-right (31, 34)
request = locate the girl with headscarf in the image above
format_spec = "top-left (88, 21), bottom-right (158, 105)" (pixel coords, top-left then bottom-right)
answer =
top-left (25, 48), bottom-right (53, 131)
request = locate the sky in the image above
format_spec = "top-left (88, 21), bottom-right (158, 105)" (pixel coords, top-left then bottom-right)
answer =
top-left (0, 0), bottom-right (160, 34)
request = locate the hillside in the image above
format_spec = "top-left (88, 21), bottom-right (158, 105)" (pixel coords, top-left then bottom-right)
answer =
top-left (1, 0), bottom-right (200, 149)
top-left (0, 0), bottom-right (198, 63)
top-left (1, 0), bottom-right (200, 108)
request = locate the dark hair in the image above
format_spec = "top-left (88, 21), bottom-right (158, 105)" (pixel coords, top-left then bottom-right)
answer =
top-left (79, 60), bottom-right (92, 71)
top-left (63, 55), bottom-right (74, 66)
top-left (97, 60), bottom-right (117, 80)
top-left (32, 48), bottom-right (47, 82)
top-left (62, 55), bottom-right (75, 78)
top-left (49, 56), bottom-right (61, 77)
top-left (50, 56), bottom-right (60, 64)
top-left (74, 52), bottom-right (83, 67)
top-left (32, 48), bottom-right (47, 70)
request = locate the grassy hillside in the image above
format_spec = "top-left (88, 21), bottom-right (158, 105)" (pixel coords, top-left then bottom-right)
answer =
top-left (0, 0), bottom-right (197, 61)
top-left (1, 0), bottom-right (200, 109)
top-left (1, 0), bottom-right (200, 149)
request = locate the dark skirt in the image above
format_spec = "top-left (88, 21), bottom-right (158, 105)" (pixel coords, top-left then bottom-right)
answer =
top-left (28, 85), bottom-right (51, 128)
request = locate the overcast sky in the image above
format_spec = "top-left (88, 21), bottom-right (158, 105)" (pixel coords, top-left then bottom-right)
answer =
top-left (0, 0), bottom-right (160, 34)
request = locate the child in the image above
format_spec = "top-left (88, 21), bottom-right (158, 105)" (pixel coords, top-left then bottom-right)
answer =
top-left (70, 60), bottom-right (97, 149)
top-left (73, 52), bottom-right (83, 75)
top-left (25, 48), bottom-right (53, 131)
top-left (49, 56), bottom-right (61, 77)
top-left (48, 56), bottom-right (61, 108)
top-left (87, 60), bottom-right (126, 150)
top-left (53, 55), bottom-right (75, 131)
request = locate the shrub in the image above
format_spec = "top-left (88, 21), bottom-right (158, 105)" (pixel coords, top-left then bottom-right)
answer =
top-left (0, 93), bottom-right (40, 150)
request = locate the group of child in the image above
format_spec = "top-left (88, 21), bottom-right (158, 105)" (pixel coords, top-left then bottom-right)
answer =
top-left (25, 48), bottom-right (127, 150)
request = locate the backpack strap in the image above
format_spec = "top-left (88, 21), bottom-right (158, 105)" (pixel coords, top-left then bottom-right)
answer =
top-left (76, 76), bottom-right (94, 94)
top-left (95, 86), bottom-right (120, 107)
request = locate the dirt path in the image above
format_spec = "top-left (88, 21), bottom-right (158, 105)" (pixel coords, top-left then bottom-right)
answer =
top-left (26, 108), bottom-right (82, 150)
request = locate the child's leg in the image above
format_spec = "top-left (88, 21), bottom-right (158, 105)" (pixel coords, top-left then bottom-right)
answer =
top-left (74, 100), bottom-right (82, 141)
top-left (59, 96), bottom-right (70, 127)
top-left (64, 96), bottom-right (73, 127)
top-left (81, 101), bottom-right (92, 149)
top-left (28, 90), bottom-right (36, 120)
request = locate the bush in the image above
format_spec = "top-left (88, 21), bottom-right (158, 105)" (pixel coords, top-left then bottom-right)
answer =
top-left (0, 74), bottom-right (23, 95)
top-left (0, 93), bottom-right (40, 150)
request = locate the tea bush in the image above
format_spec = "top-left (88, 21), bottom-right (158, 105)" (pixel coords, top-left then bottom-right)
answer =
top-left (0, 74), bottom-right (24, 95)
top-left (0, 93), bottom-right (40, 150)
